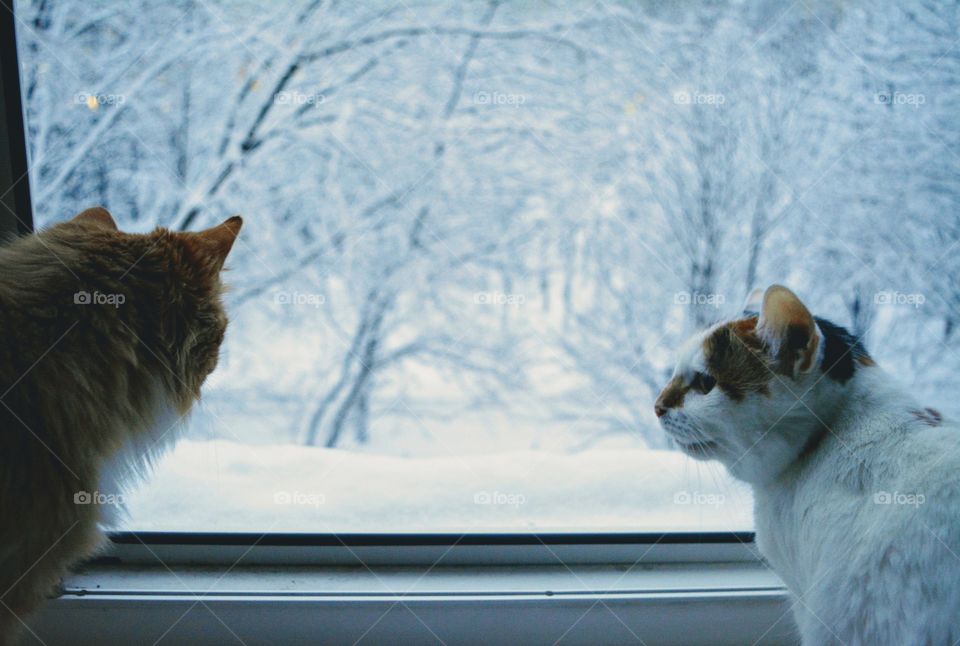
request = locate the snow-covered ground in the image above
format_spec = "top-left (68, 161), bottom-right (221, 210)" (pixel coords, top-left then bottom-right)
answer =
top-left (117, 440), bottom-right (753, 533)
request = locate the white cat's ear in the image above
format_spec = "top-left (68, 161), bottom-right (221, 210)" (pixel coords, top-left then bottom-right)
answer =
top-left (757, 284), bottom-right (820, 378)
top-left (742, 287), bottom-right (764, 314)
top-left (72, 206), bottom-right (117, 230)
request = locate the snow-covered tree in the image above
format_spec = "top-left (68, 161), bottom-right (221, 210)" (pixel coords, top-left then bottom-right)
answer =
top-left (15, 0), bottom-right (960, 451)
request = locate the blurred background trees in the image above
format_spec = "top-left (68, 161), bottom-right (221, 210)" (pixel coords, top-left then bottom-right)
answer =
top-left (16, 0), bottom-right (960, 452)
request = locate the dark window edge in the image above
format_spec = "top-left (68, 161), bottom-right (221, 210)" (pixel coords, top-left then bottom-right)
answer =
top-left (108, 531), bottom-right (756, 547)
top-left (1, 0), bottom-right (34, 235)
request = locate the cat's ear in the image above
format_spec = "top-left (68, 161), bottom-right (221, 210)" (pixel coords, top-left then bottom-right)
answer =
top-left (742, 287), bottom-right (764, 314)
top-left (72, 207), bottom-right (118, 230)
top-left (757, 284), bottom-right (820, 378)
top-left (185, 216), bottom-right (243, 272)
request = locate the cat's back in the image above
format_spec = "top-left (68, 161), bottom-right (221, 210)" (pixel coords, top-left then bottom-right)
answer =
top-left (0, 229), bottom-right (97, 525)
top-left (797, 409), bottom-right (960, 552)
top-left (0, 232), bottom-right (78, 430)
top-left (774, 413), bottom-right (960, 644)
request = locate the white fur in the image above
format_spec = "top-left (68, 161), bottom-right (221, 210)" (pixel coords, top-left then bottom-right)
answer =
top-left (96, 391), bottom-right (181, 527)
top-left (660, 324), bottom-right (960, 644)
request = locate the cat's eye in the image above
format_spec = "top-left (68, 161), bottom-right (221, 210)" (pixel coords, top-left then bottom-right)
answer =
top-left (691, 372), bottom-right (717, 394)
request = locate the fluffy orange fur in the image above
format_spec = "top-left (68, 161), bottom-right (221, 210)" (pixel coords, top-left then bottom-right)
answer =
top-left (0, 207), bottom-right (241, 643)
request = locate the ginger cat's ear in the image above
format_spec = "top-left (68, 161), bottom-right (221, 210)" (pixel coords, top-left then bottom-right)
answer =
top-left (184, 216), bottom-right (243, 272)
top-left (72, 207), bottom-right (118, 230)
top-left (757, 284), bottom-right (820, 378)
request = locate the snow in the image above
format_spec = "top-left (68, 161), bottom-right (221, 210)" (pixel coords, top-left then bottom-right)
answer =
top-left (119, 440), bottom-right (753, 533)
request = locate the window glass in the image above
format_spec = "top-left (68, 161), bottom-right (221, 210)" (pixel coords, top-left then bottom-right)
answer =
top-left (14, 0), bottom-right (957, 532)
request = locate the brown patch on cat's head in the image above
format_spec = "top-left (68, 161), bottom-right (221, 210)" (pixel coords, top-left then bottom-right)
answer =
top-left (702, 317), bottom-right (772, 401)
top-left (702, 286), bottom-right (822, 396)
top-left (655, 376), bottom-right (689, 415)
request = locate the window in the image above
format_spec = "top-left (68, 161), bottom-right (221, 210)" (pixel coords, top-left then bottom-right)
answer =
top-left (11, 0), bottom-right (957, 538)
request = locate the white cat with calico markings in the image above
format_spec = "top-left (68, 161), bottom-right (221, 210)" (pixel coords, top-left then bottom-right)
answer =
top-left (656, 284), bottom-right (960, 645)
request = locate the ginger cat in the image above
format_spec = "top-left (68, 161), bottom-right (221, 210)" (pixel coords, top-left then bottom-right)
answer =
top-left (0, 208), bottom-right (241, 643)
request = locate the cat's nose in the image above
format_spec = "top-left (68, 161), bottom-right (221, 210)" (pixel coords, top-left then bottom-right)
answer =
top-left (655, 404), bottom-right (667, 418)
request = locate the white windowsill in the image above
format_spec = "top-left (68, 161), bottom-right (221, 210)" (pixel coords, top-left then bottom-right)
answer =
top-left (26, 561), bottom-right (797, 645)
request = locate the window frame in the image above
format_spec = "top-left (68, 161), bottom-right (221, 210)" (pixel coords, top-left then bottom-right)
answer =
top-left (29, 559), bottom-right (794, 645)
top-left (101, 531), bottom-right (762, 567)
top-left (3, 7), bottom-right (797, 641)
top-left (0, 0), bottom-right (33, 239)
top-left (1, 2), bottom-right (761, 567)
